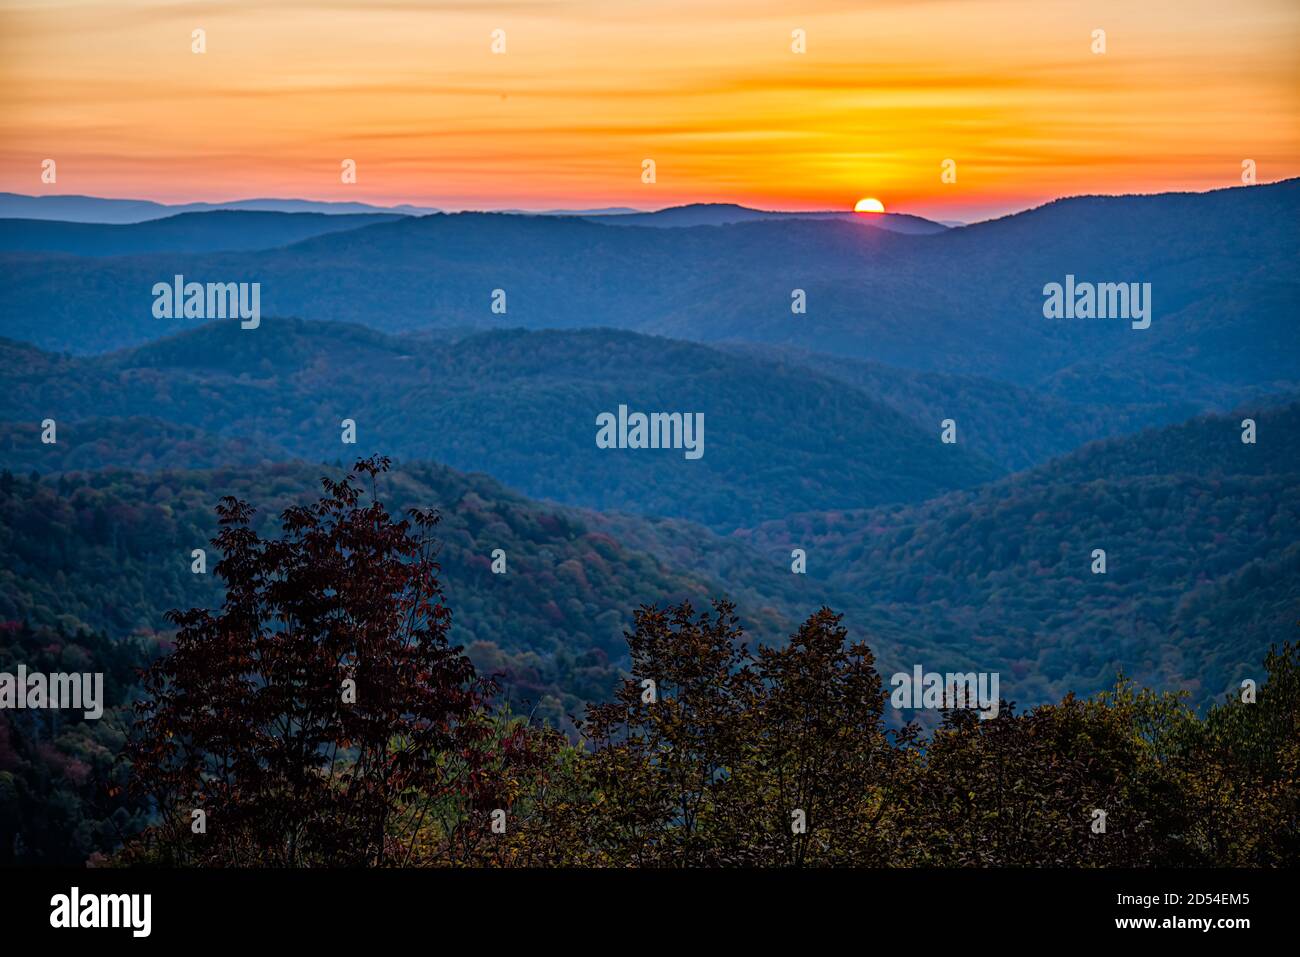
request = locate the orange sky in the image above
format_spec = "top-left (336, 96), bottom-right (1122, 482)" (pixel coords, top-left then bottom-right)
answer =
top-left (1, 0), bottom-right (1297, 219)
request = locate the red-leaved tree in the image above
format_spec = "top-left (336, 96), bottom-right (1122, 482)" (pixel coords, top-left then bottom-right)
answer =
top-left (126, 456), bottom-right (497, 866)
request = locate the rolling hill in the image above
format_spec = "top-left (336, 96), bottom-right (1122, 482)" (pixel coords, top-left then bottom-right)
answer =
top-left (719, 342), bottom-right (1259, 472)
top-left (733, 403), bottom-right (1300, 704)
top-left (0, 320), bottom-right (1002, 530)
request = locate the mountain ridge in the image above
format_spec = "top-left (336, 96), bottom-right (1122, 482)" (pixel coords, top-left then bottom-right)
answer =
top-left (1, 319), bottom-right (1004, 530)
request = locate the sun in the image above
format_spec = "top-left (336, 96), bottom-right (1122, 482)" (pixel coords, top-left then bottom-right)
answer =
top-left (854, 197), bottom-right (886, 213)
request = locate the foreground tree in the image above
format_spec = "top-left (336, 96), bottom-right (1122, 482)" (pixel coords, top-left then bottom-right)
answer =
top-left (124, 457), bottom-right (499, 866)
top-left (1179, 642), bottom-right (1300, 865)
top-left (548, 602), bottom-right (909, 866)
top-left (750, 609), bottom-right (910, 865)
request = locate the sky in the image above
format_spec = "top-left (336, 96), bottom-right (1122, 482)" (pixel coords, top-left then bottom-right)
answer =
top-left (1, 0), bottom-right (1297, 220)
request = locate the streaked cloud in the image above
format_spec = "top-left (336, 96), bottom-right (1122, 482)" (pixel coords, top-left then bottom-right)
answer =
top-left (1, 0), bottom-right (1296, 217)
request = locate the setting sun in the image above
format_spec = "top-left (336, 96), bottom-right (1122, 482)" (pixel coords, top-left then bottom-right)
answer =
top-left (854, 198), bottom-right (886, 213)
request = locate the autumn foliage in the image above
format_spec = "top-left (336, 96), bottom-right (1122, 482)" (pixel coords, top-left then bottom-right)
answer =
top-left (125, 457), bottom-right (516, 865)
top-left (121, 459), bottom-right (1300, 867)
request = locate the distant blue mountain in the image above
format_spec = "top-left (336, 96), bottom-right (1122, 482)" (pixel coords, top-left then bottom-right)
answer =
top-left (0, 210), bottom-right (406, 256)
top-left (0, 192), bottom-right (438, 223)
top-left (502, 206), bottom-right (641, 216)
top-left (586, 202), bottom-right (948, 234)
top-left (0, 192), bottom-right (945, 230)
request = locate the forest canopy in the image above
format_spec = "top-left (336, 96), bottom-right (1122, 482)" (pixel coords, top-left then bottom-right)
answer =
top-left (9, 458), bottom-right (1286, 868)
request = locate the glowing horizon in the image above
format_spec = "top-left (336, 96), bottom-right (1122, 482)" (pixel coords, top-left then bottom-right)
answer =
top-left (1, 0), bottom-right (1297, 221)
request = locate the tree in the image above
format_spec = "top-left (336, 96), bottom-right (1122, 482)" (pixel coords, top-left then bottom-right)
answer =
top-left (125, 456), bottom-right (495, 866)
top-left (750, 609), bottom-right (907, 865)
top-left (1183, 642), bottom-right (1300, 864)
top-left (579, 600), bottom-right (757, 866)
top-left (570, 602), bottom-right (908, 866)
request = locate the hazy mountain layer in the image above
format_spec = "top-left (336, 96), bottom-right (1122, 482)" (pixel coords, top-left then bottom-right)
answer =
top-left (3, 182), bottom-right (1295, 409)
top-left (0, 211), bottom-right (406, 256)
top-left (0, 321), bottom-right (1002, 530)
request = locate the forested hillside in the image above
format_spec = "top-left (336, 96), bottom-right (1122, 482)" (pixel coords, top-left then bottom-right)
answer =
top-left (1, 321), bottom-right (1002, 529)
top-left (0, 462), bottom-right (815, 727)
top-left (0, 620), bottom-right (155, 865)
top-left (734, 405), bottom-right (1300, 702)
top-left (722, 343), bottom-right (1267, 472)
